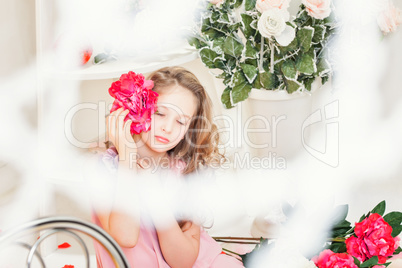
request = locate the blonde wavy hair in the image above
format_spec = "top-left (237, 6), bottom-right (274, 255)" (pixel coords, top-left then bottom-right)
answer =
top-left (147, 66), bottom-right (225, 175)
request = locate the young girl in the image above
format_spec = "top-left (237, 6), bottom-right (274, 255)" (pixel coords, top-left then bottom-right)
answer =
top-left (92, 66), bottom-right (244, 267)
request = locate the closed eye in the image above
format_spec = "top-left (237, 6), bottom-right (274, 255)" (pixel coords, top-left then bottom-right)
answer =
top-left (155, 112), bottom-right (164, 116)
top-left (177, 121), bottom-right (184, 125)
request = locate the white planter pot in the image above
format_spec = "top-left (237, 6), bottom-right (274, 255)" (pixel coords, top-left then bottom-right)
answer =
top-left (243, 88), bottom-right (314, 161)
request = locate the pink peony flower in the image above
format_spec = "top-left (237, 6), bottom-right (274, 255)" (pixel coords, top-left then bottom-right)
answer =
top-left (312, 249), bottom-right (358, 268)
top-left (377, 1), bottom-right (402, 34)
top-left (346, 213), bottom-right (400, 264)
top-left (109, 71), bottom-right (158, 135)
top-left (256, 0), bottom-right (290, 13)
top-left (302, 0), bottom-right (332, 20)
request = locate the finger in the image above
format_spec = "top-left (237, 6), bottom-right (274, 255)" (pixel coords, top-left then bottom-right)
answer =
top-left (108, 112), bottom-right (116, 144)
top-left (110, 107), bottom-right (124, 117)
top-left (124, 119), bottom-right (133, 136)
top-left (118, 109), bottom-right (130, 129)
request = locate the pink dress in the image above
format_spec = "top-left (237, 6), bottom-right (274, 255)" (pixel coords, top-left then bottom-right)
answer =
top-left (92, 147), bottom-right (244, 268)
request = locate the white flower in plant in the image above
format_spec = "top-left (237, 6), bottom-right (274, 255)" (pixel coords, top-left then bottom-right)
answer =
top-left (257, 8), bottom-right (296, 46)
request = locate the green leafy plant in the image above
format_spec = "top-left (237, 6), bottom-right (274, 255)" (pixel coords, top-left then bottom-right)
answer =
top-left (189, 0), bottom-right (337, 108)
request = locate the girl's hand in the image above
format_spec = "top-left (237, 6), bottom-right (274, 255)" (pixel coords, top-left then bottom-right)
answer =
top-left (106, 108), bottom-right (137, 161)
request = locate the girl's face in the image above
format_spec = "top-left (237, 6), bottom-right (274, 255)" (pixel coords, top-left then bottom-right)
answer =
top-left (139, 85), bottom-right (197, 153)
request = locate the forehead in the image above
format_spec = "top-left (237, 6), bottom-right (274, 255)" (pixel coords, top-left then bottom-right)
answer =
top-left (156, 85), bottom-right (197, 117)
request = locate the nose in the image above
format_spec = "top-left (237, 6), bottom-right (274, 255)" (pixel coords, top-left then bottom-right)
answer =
top-left (161, 118), bottom-right (174, 134)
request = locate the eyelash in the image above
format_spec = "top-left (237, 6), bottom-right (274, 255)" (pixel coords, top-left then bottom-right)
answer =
top-left (156, 112), bottom-right (185, 125)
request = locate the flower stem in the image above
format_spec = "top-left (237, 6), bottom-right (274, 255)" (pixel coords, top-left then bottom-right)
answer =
top-left (329, 237), bottom-right (346, 243)
top-left (222, 248), bottom-right (241, 256)
top-left (259, 36), bottom-right (265, 73)
top-left (269, 40), bottom-right (274, 74)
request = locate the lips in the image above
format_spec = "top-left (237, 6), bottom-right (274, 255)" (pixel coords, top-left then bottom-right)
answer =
top-left (155, 135), bottom-right (170, 144)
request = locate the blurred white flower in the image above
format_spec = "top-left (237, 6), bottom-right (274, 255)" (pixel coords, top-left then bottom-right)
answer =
top-left (256, 0), bottom-right (290, 13)
top-left (377, 1), bottom-right (402, 34)
top-left (302, 0), bottom-right (332, 20)
top-left (210, 0), bottom-right (224, 7)
top-left (265, 239), bottom-right (318, 268)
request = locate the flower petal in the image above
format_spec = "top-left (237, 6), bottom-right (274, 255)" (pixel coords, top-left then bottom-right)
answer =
top-left (275, 25), bottom-right (295, 46)
top-left (58, 242), bottom-right (71, 249)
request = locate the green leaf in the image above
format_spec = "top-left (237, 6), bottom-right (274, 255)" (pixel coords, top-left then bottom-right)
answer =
top-left (371, 200), bottom-right (386, 216)
top-left (232, 71), bottom-right (252, 104)
top-left (395, 246), bottom-right (402, 255)
top-left (321, 75), bottom-right (329, 85)
top-left (281, 60), bottom-right (297, 79)
top-left (253, 73), bottom-right (262, 89)
top-left (221, 87), bottom-right (234, 109)
top-left (219, 12), bottom-right (230, 24)
top-left (245, 0), bottom-right (257, 11)
top-left (223, 74), bottom-right (232, 85)
top-left (359, 212), bottom-right (369, 222)
top-left (241, 14), bottom-right (256, 38)
top-left (188, 37), bottom-right (204, 49)
top-left (383, 212), bottom-right (402, 228)
top-left (284, 78), bottom-right (303, 93)
top-left (225, 56), bottom-right (237, 71)
top-left (234, 0), bottom-right (243, 8)
top-left (228, 22), bottom-right (242, 33)
top-left (241, 63), bottom-right (258, 83)
top-left (259, 72), bottom-right (277, 89)
top-left (304, 77), bottom-right (315, 91)
top-left (199, 48), bottom-right (218, 68)
top-left (353, 256), bottom-right (360, 267)
top-left (328, 242), bottom-right (347, 253)
top-left (212, 37), bottom-right (225, 53)
top-left (94, 53), bottom-right (109, 64)
top-left (214, 58), bottom-right (226, 70)
top-left (232, 70), bottom-right (246, 85)
top-left (245, 58), bottom-right (258, 66)
top-left (313, 25), bottom-right (326, 43)
top-left (204, 28), bottom-right (225, 39)
top-left (391, 225), bottom-right (402, 237)
top-left (360, 256), bottom-right (379, 268)
top-left (245, 40), bottom-right (258, 59)
top-left (223, 36), bottom-right (244, 58)
top-left (232, 82), bottom-right (252, 104)
top-left (296, 53), bottom-right (316, 75)
top-left (297, 26), bottom-right (314, 52)
top-left (279, 36), bottom-right (298, 54)
top-left (317, 58), bottom-right (331, 76)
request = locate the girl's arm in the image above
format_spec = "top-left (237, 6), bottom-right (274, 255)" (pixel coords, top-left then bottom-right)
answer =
top-left (155, 219), bottom-right (201, 268)
top-left (146, 180), bottom-right (200, 268)
top-left (94, 108), bottom-right (141, 248)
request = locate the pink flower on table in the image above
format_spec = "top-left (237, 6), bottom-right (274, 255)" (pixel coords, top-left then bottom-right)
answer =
top-left (377, 1), bottom-right (402, 34)
top-left (302, 0), bottom-right (332, 20)
top-left (312, 249), bottom-right (358, 268)
top-left (372, 266), bottom-right (386, 268)
top-left (346, 213), bottom-right (400, 264)
top-left (109, 71), bottom-right (158, 135)
top-left (256, 0), bottom-right (290, 13)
